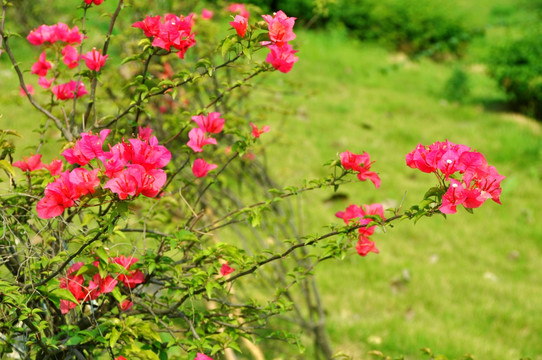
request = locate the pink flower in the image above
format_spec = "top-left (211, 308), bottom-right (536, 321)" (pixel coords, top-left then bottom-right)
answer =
top-left (250, 123), bottom-right (270, 138)
top-left (31, 52), bottom-right (52, 76)
top-left (116, 357), bottom-right (127, 360)
top-left (36, 171), bottom-right (79, 219)
top-left (192, 112), bottom-right (225, 134)
top-left (19, 84), bottom-right (35, 97)
top-left (81, 48), bottom-right (108, 71)
top-left (262, 10), bottom-right (296, 46)
top-left (439, 179), bottom-right (468, 214)
top-left (192, 158), bottom-right (218, 178)
top-left (44, 158), bottom-right (63, 176)
top-left (88, 274), bottom-right (117, 300)
top-left (119, 300), bottom-right (133, 312)
top-left (59, 262), bottom-right (87, 313)
top-left (84, 0), bottom-right (105, 5)
top-left (128, 136), bottom-right (171, 171)
top-left (38, 76), bottom-right (55, 89)
top-left (265, 44), bottom-right (298, 73)
top-left (230, 15), bottom-right (248, 37)
top-left (51, 80), bottom-right (88, 100)
top-left (187, 128), bottom-right (217, 152)
top-left (13, 153), bottom-right (44, 172)
top-left (69, 168), bottom-right (100, 197)
top-left (62, 129), bottom-right (110, 166)
top-left (27, 25), bottom-right (55, 46)
top-left (227, 3), bottom-right (250, 18)
top-left (27, 23), bottom-right (83, 46)
top-left (339, 150), bottom-right (380, 188)
top-left (61, 45), bottom-right (79, 69)
top-left (220, 262), bottom-right (235, 276)
top-left (138, 126), bottom-right (153, 141)
top-left (112, 256), bottom-right (145, 288)
top-left (356, 237), bottom-right (379, 256)
top-left (103, 165), bottom-right (144, 200)
top-left (134, 14), bottom-right (196, 59)
top-left (201, 8), bottom-right (214, 20)
top-left (132, 15), bottom-right (162, 37)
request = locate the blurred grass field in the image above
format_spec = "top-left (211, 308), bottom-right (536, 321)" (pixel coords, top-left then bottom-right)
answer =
top-left (1, 1), bottom-right (542, 359)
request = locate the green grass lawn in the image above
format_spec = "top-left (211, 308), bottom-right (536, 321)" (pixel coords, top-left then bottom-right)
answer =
top-left (1, 2), bottom-right (542, 359)
top-left (254, 27), bottom-right (542, 359)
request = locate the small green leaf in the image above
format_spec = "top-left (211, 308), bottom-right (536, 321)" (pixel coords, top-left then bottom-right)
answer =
top-left (109, 327), bottom-right (121, 348)
top-left (0, 160), bottom-right (16, 178)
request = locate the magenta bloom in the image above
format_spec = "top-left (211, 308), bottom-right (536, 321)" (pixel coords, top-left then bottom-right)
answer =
top-left (44, 158), bottom-right (63, 176)
top-left (339, 150), bottom-right (380, 188)
top-left (27, 23), bottom-right (83, 46)
top-left (133, 13), bottom-right (196, 59)
top-left (19, 84), bottom-right (35, 97)
top-left (51, 80), bottom-right (88, 101)
top-left (119, 300), bottom-right (133, 312)
top-left (38, 76), bottom-right (55, 89)
top-left (187, 128), bottom-right (217, 152)
top-left (201, 8), bottom-right (214, 20)
top-left (230, 15), bottom-right (248, 37)
top-left (192, 112), bottom-right (225, 134)
top-left (36, 171), bottom-right (79, 219)
top-left (112, 255), bottom-right (145, 288)
top-left (61, 45), bottom-right (80, 69)
top-left (356, 237), bottom-right (379, 256)
top-left (88, 274), bottom-right (117, 300)
top-left (84, 0), bottom-right (105, 5)
top-left (227, 3), bottom-right (250, 18)
top-left (192, 158), bottom-right (218, 178)
top-left (13, 154), bottom-right (44, 172)
top-left (250, 122), bottom-right (270, 138)
top-left (220, 262), bottom-right (235, 276)
top-left (62, 129), bottom-right (110, 166)
top-left (262, 10), bottom-right (296, 46)
top-left (81, 48), bottom-right (108, 71)
top-left (31, 52), bottom-right (52, 77)
top-left (265, 44), bottom-right (298, 73)
top-left (69, 168), bottom-right (100, 196)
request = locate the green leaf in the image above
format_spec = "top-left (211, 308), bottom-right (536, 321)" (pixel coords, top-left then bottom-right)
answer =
top-left (109, 327), bottom-right (121, 348)
top-left (93, 247), bottom-right (109, 264)
top-left (0, 160), bottom-right (15, 178)
top-left (65, 335), bottom-right (84, 346)
top-left (222, 36), bottom-right (238, 57)
top-left (50, 288), bottom-right (79, 304)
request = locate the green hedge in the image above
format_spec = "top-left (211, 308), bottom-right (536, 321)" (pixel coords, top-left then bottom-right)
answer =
top-left (245, 0), bottom-right (477, 59)
top-left (487, 30), bottom-right (542, 119)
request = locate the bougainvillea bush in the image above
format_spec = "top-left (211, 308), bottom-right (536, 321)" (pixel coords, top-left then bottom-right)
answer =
top-left (0, 1), bottom-right (504, 359)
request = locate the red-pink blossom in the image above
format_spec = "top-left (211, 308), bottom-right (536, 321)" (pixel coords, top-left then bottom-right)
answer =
top-left (250, 123), bottom-right (270, 138)
top-left (265, 44), bottom-right (298, 73)
top-left (262, 10), bottom-right (296, 46)
top-left (201, 8), bottom-right (214, 19)
top-left (51, 80), bottom-right (88, 100)
top-left (88, 274), bottom-right (117, 300)
top-left (81, 48), bottom-right (108, 71)
top-left (440, 179), bottom-right (468, 214)
top-left (339, 150), bottom-right (380, 188)
top-left (127, 136), bottom-right (171, 171)
top-left (13, 153), bottom-right (44, 172)
top-left (59, 262), bottom-right (87, 313)
top-left (69, 168), bottom-right (100, 197)
top-left (36, 171), bottom-right (79, 218)
top-left (227, 3), bottom-right (250, 18)
top-left (62, 129), bottom-right (110, 166)
top-left (230, 15), bottom-right (248, 37)
top-left (112, 255), bottom-right (145, 288)
top-left (220, 262), bottom-right (235, 276)
top-left (38, 76), bottom-right (55, 89)
top-left (116, 357), bottom-right (127, 360)
top-left (31, 52), bottom-right (52, 76)
top-left (44, 158), bottom-right (63, 176)
top-left (61, 45), bottom-right (79, 69)
top-left (134, 14), bottom-right (196, 59)
top-left (119, 300), bottom-right (133, 312)
top-left (356, 237), bottom-right (379, 256)
top-left (187, 128), bottom-right (217, 152)
top-left (27, 23), bottom-right (83, 46)
top-left (103, 165), bottom-right (144, 200)
top-left (84, 0), bottom-right (105, 5)
top-left (192, 112), bottom-right (225, 134)
top-left (192, 158), bottom-right (218, 178)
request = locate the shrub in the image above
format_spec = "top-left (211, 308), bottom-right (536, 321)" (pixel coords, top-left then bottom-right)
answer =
top-left (487, 30), bottom-right (542, 119)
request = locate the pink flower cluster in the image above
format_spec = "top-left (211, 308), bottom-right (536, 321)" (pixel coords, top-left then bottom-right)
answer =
top-left (406, 140), bottom-right (505, 214)
top-left (336, 203), bottom-right (385, 256)
top-left (188, 113), bottom-right (223, 177)
top-left (262, 11), bottom-right (298, 73)
top-left (26, 23), bottom-right (109, 100)
top-left (35, 127), bottom-right (170, 219)
top-left (59, 255), bottom-right (143, 314)
top-left (133, 13), bottom-right (196, 59)
top-left (339, 151), bottom-right (381, 188)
